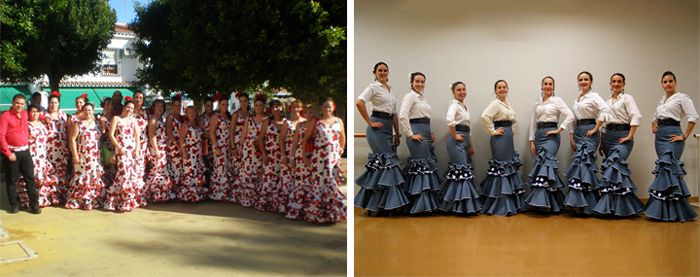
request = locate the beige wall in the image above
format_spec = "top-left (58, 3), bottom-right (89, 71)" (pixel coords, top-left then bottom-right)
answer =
top-left (354, 0), bottom-right (700, 197)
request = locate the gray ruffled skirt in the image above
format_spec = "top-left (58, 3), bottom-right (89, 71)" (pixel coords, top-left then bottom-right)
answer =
top-left (592, 129), bottom-right (644, 216)
top-left (439, 129), bottom-right (481, 214)
top-left (479, 125), bottom-right (526, 215)
top-left (525, 126), bottom-right (566, 212)
top-left (354, 116), bottom-right (409, 211)
top-left (644, 125), bottom-right (697, 222)
top-left (402, 121), bottom-right (441, 214)
top-left (564, 123), bottom-right (601, 214)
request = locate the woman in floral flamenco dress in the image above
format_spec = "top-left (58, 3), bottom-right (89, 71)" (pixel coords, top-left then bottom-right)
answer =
top-left (66, 104), bottom-right (105, 209)
top-left (144, 99), bottom-right (173, 202)
top-left (103, 99), bottom-right (143, 212)
top-left (230, 94), bottom-right (265, 206)
top-left (256, 100), bottom-right (290, 212)
top-left (176, 106), bottom-right (208, 202)
top-left (228, 92), bottom-right (250, 198)
top-left (302, 98), bottom-right (347, 224)
top-left (166, 95), bottom-right (184, 197)
top-left (132, 91), bottom-right (149, 206)
top-left (285, 100), bottom-right (311, 220)
top-left (44, 91), bottom-right (70, 203)
top-left (208, 94), bottom-right (232, 201)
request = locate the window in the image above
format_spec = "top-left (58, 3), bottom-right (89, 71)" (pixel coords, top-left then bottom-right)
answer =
top-left (102, 64), bottom-right (118, 76)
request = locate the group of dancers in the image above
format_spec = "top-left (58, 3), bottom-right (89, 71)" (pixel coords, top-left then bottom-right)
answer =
top-left (354, 62), bottom-right (697, 222)
top-left (6, 90), bottom-right (346, 224)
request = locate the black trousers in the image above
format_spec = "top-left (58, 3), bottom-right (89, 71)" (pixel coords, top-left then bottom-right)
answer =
top-left (4, 149), bottom-right (39, 209)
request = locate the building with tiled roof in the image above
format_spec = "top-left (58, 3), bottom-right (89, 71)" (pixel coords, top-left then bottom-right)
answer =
top-left (1, 24), bottom-right (142, 111)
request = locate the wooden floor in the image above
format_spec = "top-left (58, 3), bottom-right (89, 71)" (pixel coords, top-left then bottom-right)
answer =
top-left (354, 207), bottom-right (700, 276)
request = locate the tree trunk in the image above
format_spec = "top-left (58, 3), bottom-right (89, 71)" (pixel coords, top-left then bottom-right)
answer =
top-left (48, 72), bottom-right (63, 91)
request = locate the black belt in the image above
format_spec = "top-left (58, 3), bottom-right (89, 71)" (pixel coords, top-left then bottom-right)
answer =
top-left (410, 117), bottom-right (430, 124)
top-left (606, 123), bottom-right (631, 131)
top-left (577, 119), bottom-right (596, 125)
top-left (371, 111), bottom-right (392, 120)
top-left (536, 122), bottom-right (558, 129)
top-left (455, 125), bottom-right (470, 132)
top-left (494, 121), bottom-right (512, 127)
top-left (657, 118), bottom-right (680, 127)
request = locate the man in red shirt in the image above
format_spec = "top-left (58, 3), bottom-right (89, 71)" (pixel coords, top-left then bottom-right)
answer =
top-left (0, 94), bottom-right (40, 214)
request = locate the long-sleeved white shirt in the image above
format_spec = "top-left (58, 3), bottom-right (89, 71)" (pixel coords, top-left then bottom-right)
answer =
top-left (605, 93), bottom-right (642, 126)
top-left (357, 81), bottom-right (398, 115)
top-left (652, 92), bottom-right (698, 123)
top-left (481, 99), bottom-right (517, 135)
top-left (445, 99), bottom-right (470, 127)
top-left (528, 96), bottom-right (575, 141)
top-left (570, 91), bottom-right (610, 132)
top-left (399, 90), bottom-right (432, 137)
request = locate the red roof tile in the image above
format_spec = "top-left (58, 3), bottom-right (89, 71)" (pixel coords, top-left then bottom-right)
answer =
top-left (115, 23), bottom-right (134, 34)
top-left (58, 80), bottom-right (135, 87)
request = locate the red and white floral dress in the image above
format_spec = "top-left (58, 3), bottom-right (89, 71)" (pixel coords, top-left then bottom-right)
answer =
top-left (200, 113), bottom-right (213, 181)
top-left (208, 113), bottom-right (232, 200)
top-left (134, 112), bottom-right (149, 202)
top-left (230, 117), bottom-right (263, 206)
top-left (305, 118), bottom-right (347, 224)
top-left (230, 111), bottom-right (248, 182)
top-left (176, 123), bottom-right (208, 202)
top-left (144, 116), bottom-right (173, 202)
top-left (275, 119), bottom-right (294, 213)
top-left (65, 120), bottom-right (105, 210)
top-left (44, 111), bottom-right (69, 202)
top-left (167, 113), bottom-right (184, 188)
top-left (17, 122), bottom-right (59, 208)
top-left (98, 114), bottom-right (117, 188)
top-left (256, 119), bottom-right (287, 212)
top-left (102, 120), bottom-right (142, 212)
top-left (285, 120), bottom-right (315, 221)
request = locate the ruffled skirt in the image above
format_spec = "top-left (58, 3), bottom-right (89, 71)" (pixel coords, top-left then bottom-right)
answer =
top-left (65, 165), bottom-right (105, 210)
top-left (644, 125), bottom-right (697, 222)
top-left (402, 122), bottom-right (440, 214)
top-left (564, 124), bottom-right (601, 214)
top-left (525, 127), bottom-right (565, 212)
top-left (480, 126), bottom-right (526, 215)
top-left (592, 129), bottom-right (643, 216)
top-left (354, 116), bottom-right (408, 212)
top-left (439, 130), bottom-right (481, 214)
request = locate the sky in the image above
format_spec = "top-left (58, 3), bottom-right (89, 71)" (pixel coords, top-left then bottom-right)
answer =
top-left (109, 0), bottom-right (151, 24)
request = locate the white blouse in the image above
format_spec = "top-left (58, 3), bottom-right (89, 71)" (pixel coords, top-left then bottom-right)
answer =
top-left (399, 90), bottom-right (432, 137)
top-left (528, 96), bottom-right (575, 141)
top-left (445, 99), bottom-right (470, 127)
top-left (652, 92), bottom-right (698, 123)
top-left (481, 99), bottom-right (517, 136)
top-left (572, 91), bottom-right (609, 121)
top-left (570, 91), bottom-right (610, 133)
top-left (357, 81), bottom-right (398, 115)
top-left (605, 93), bottom-right (642, 126)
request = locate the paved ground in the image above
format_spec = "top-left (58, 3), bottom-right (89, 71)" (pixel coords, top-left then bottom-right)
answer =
top-left (0, 160), bottom-right (347, 276)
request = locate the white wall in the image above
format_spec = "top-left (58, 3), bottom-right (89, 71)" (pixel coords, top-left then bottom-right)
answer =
top-left (354, 0), bottom-right (700, 198)
top-left (121, 55), bottom-right (140, 83)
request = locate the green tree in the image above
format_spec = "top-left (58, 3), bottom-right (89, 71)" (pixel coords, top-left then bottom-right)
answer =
top-left (1, 0), bottom-right (116, 90)
top-left (131, 0), bottom-right (346, 105)
top-left (0, 0), bottom-right (39, 80)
